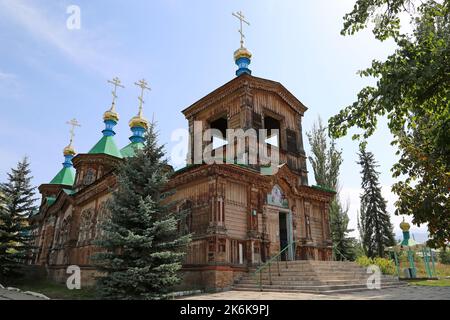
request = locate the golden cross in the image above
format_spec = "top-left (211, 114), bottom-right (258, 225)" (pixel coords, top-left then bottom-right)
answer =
top-left (134, 79), bottom-right (151, 116)
top-left (66, 118), bottom-right (81, 145)
top-left (232, 11), bottom-right (250, 48)
top-left (107, 77), bottom-right (125, 111)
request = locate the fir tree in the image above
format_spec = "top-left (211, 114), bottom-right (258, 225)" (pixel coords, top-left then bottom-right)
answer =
top-left (307, 117), bottom-right (356, 260)
top-left (0, 157), bottom-right (36, 279)
top-left (330, 200), bottom-right (356, 261)
top-left (93, 124), bottom-right (191, 300)
top-left (357, 146), bottom-right (396, 258)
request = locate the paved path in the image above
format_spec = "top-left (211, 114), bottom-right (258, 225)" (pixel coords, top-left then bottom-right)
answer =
top-left (180, 286), bottom-right (450, 300)
top-left (0, 287), bottom-right (48, 300)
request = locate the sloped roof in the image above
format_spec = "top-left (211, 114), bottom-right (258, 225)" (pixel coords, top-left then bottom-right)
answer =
top-left (88, 135), bottom-right (123, 158)
top-left (49, 167), bottom-right (75, 186)
top-left (182, 73), bottom-right (308, 117)
top-left (120, 141), bottom-right (144, 158)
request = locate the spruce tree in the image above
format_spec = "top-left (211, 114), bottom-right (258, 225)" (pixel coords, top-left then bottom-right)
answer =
top-left (357, 146), bottom-right (396, 258)
top-left (307, 117), bottom-right (356, 260)
top-left (93, 124), bottom-right (191, 300)
top-left (0, 157), bottom-right (36, 279)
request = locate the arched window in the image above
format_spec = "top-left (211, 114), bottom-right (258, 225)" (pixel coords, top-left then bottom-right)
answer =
top-left (58, 218), bottom-right (70, 247)
top-left (78, 209), bottom-right (94, 244)
top-left (95, 201), bottom-right (111, 239)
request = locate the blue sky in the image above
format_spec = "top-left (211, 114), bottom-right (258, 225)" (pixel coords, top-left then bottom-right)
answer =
top-left (0, 0), bottom-right (427, 241)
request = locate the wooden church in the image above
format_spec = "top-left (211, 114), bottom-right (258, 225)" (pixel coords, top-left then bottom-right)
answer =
top-left (30, 13), bottom-right (335, 290)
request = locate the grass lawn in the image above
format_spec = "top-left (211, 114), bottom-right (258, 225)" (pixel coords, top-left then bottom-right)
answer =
top-left (409, 278), bottom-right (450, 287)
top-left (5, 279), bottom-right (96, 300)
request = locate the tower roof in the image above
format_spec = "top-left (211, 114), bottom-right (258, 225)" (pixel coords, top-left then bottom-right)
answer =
top-left (89, 135), bottom-right (123, 158)
top-left (49, 166), bottom-right (75, 186)
top-left (120, 141), bottom-right (144, 158)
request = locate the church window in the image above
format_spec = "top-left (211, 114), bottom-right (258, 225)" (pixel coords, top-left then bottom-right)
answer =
top-left (305, 203), bottom-right (312, 240)
top-left (286, 129), bottom-right (298, 154)
top-left (83, 168), bottom-right (96, 186)
top-left (210, 117), bottom-right (228, 152)
top-left (179, 201), bottom-right (192, 235)
top-left (58, 218), bottom-right (70, 247)
top-left (78, 209), bottom-right (94, 243)
top-left (264, 116), bottom-right (280, 148)
top-left (96, 201), bottom-right (111, 239)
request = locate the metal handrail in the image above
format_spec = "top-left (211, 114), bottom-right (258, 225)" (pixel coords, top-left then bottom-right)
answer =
top-left (253, 241), bottom-right (297, 291)
top-left (332, 245), bottom-right (348, 261)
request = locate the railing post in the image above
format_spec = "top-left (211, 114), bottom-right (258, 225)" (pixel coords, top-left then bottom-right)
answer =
top-left (268, 262), bottom-right (272, 285)
top-left (259, 269), bottom-right (262, 291)
top-left (277, 256), bottom-right (280, 276)
top-left (285, 249), bottom-right (288, 269)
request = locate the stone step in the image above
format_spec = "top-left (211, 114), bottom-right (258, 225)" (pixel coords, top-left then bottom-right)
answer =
top-left (239, 277), bottom-right (398, 284)
top-left (248, 270), bottom-right (370, 277)
top-left (233, 283), bottom-right (407, 294)
top-left (233, 282), bottom-right (406, 293)
top-left (237, 278), bottom-right (400, 285)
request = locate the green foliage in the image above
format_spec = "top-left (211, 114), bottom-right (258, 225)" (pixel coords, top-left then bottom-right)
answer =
top-left (330, 0), bottom-right (450, 247)
top-left (307, 117), bottom-right (356, 261)
top-left (0, 157), bottom-right (36, 280)
top-left (356, 255), bottom-right (397, 275)
top-left (358, 146), bottom-right (396, 258)
top-left (330, 200), bottom-right (357, 261)
top-left (93, 124), bottom-right (191, 300)
top-left (306, 117), bottom-right (342, 191)
top-left (439, 248), bottom-right (450, 264)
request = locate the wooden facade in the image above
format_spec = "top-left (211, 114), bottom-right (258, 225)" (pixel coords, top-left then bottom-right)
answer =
top-left (30, 73), bottom-right (334, 290)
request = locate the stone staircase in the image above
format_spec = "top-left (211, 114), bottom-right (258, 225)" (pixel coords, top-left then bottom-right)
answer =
top-left (233, 260), bottom-right (406, 294)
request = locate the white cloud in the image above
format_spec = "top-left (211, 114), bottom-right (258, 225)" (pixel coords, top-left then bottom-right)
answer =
top-left (0, 0), bottom-right (138, 78)
top-left (340, 185), bottom-right (428, 241)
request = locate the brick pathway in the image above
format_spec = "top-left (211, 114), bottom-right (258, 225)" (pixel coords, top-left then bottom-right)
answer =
top-left (180, 286), bottom-right (450, 300)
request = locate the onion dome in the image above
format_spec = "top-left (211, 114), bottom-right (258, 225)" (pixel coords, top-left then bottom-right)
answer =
top-left (234, 46), bottom-right (252, 76)
top-left (400, 218), bottom-right (411, 232)
top-left (63, 143), bottom-right (76, 156)
top-left (129, 112), bottom-right (149, 131)
top-left (103, 104), bottom-right (119, 123)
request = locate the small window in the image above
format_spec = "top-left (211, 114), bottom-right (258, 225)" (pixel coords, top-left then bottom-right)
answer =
top-left (83, 168), bottom-right (96, 185)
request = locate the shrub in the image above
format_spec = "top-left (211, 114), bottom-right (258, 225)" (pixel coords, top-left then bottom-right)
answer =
top-left (439, 249), bottom-right (450, 265)
top-left (356, 256), bottom-right (397, 275)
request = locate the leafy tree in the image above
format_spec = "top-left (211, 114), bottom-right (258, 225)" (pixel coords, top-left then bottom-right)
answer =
top-left (307, 117), bottom-right (342, 190)
top-left (307, 117), bottom-right (356, 260)
top-left (93, 124), bottom-right (191, 300)
top-left (0, 157), bottom-right (36, 279)
top-left (329, 0), bottom-right (450, 247)
top-left (358, 146), bottom-right (396, 257)
top-left (439, 247), bottom-right (450, 264)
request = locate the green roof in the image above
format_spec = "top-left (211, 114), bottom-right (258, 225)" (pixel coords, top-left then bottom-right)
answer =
top-left (49, 167), bottom-right (75, 186)
top-left (45, 196), bottom-right (56, 206)
top-left (63, 188), bottom-right (75, 195)
top-left (88, 135), bottom-right (123, 158)
top-left (120, 141), bottom-right (144, 158)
